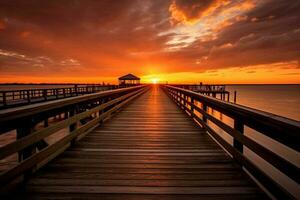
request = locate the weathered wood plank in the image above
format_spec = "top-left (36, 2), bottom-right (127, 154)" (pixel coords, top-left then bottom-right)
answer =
top-left (28, 178), bottom-right (253, 187)
top-left (34, 172), bottom-right (247, 180)
top-left (25, 185), bottom-right (262, 195)
top-left (9, 194), bottom-right (268, 200)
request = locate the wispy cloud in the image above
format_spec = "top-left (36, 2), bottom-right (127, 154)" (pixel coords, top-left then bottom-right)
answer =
top-left (0, 49), bottom-right (80, 71)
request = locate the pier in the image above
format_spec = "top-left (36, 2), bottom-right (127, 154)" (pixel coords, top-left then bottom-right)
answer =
top-left (0, 85), bottom-right (299, 199)
top-left (0, 84), bottom-right (119, 109)
top-left (0, 83), bottom-right (231, 109)
top-left (173, 84), bottom-right (230, 101)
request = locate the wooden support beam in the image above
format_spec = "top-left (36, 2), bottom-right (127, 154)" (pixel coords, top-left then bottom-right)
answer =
top-left (2, 92), bottom-right (7, 106)
top-left (233, 119), bottom-right (244, 153)
top-left (202, 104), bottom-right (207, 123)
top-left (234, 91), bottom-right (237, 103)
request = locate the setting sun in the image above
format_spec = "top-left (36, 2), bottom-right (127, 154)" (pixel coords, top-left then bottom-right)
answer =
top-left (151, 78), bottom-right (159, 84)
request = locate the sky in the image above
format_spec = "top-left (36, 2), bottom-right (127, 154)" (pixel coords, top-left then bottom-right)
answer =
top-left (0, 0), bottom-right (300, 84)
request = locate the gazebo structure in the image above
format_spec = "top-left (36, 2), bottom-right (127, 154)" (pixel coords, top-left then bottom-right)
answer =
top-left (118, 73), bottom-right (140, 86)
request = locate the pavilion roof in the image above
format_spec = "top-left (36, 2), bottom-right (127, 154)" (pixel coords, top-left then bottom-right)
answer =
top-left (118, 73), bottom-right (140, 80)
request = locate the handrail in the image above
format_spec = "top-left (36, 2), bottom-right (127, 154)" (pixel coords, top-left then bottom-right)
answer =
top-left (171, 84), bottom-right (227, 91)
top-left (0, 85), bottom-right (148, 187)
top-left (165, 85), bottom-right (300, 151)
top-left (0, 84), bottom-right (120, 108)
top-left (163, 85), bottom-right (300, 200)
top-left (0, 85), bottom-right (145, 133)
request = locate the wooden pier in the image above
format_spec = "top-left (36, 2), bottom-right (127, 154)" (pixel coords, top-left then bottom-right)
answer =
top-left (0, 85), bottom-right (299, 199)
top-left (0, 84), bottom-right (119, 109)
top-left (172, 84), bottom-right (230, 101)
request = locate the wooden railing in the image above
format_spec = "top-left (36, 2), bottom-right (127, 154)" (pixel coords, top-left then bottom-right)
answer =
top-left (171, 84), bottom-right (230, 101)
top-left (0, 85), bottom-right (148, 187)
top-left (0, 84), bottom-right (121, 108)
top-left (172, 84), bottom-right (226, 92)
top-left (163, 85), bottom-right (300, 200)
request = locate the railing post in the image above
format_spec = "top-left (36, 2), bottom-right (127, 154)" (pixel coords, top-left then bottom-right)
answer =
top-left (233, 119), bottom-right (244, 153)
top-left (64, 111), bottom-right (69, 119)
top-left (17, 122), bottom-right (34, 161)
top-left (17, 118), bottom-right (36, 178)
top-left (75, 84), bottom-right (78, 96)
top-left (44, 118), bottom-right (49, 127)
top-left (181, 93), bottom-right (184, 108)
top-left (172, 90), bottom-right (175, 101)
top-left (234, 91), bottom-right (237, 103)
top-left (3, 92), bottom-right (7, 106)
top-left (27, 90), bottom-right (31, 103)
top-left (69, 107), bottom-right (78, 145)
top-left (99, 98), bottom-right (105, 125)
top-left (56, 89), bottom-right (59, 99)
top-left (43, 90), bottom-right (47, 101)
top-left (202, 104), bottom-right (207, 123)
top-left (191, 97), bottom-right (194, 117)
top-left (182, 93), bottom-right (185, 106)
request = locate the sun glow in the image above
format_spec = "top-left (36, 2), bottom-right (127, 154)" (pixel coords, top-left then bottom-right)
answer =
top-left (151, 78), bottom-right (159, 84)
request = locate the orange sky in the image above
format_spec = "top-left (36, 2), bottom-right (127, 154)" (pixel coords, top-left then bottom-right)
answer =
top-left (0, 0), bottom-right (300, 84)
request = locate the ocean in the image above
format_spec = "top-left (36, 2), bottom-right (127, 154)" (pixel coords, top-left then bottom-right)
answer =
top-left (226, 84), bottom-right (300, 121)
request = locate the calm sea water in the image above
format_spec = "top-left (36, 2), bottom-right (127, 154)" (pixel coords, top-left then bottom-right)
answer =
top-left (0, 84), bottom-right (299, 197)
top-left (226, 84), bottom-right (300, 121)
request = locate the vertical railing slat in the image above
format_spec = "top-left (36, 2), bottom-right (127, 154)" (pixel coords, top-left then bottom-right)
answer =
top-left (233, 119), bottom-right (244, 153)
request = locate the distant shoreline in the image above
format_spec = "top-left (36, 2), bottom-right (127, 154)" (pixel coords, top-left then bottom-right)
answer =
top-left (0, 83), bottom-right (299, 86)
top-left (0, 83), bottom-right (112, 85)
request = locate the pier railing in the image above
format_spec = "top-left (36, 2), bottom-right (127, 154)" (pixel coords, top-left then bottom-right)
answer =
top-left (164, 85), bottom-right (299, 199)
top-left (172, 84), bottom-right (226, 92)
top-left (0, 85), bottom-right (148, 187)
top-left (172, 84), bottom-right (230, 101)
top-left (0, 84), bottom-right (121, 108)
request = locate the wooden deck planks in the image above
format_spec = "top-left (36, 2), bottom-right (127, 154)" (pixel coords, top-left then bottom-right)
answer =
top-left (17, 85), bottom-right (268, 199)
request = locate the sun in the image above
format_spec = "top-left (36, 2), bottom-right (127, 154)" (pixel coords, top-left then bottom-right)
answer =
top-left (151, 78), bottom-right (159, 84)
